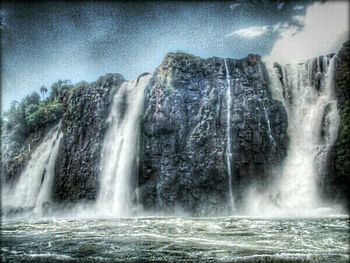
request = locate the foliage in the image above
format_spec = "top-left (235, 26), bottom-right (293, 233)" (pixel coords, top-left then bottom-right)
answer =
top-left (72, 81), bottom-right (89, 90)
top-left (2, 81), bottom-right (72, 155)
top-left (25, 101), bottom-right (63, 132)
top-left (49, 80), bottom-right (74, 101)
top-left (40, 85), bottom-right (48, 100)
top-left (166, 52), bottom-right (198, 61)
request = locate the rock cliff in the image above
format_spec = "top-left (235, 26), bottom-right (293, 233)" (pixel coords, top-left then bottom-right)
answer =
top-left (3, 44), bottom-right (349, 215)
top-left (139, 53), bottom-right (288, 215)
top-left (52, 74), bottom-right (125, 202)
top-left (323, 41), bottom-right (350, 206)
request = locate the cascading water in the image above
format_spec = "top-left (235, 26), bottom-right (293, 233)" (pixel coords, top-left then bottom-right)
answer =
top-left (263, 106), bottom-right (276, 150)
top-left (96, 74), bottom-right (152, 217)
top-left (224, 59), bottom-right (235, 211)
top-left (34, 131), bottom-right (63, 215)
top-left (2, 124), bottom-right (62, 215)
top-left (270, 55), bottom-right (339, 210)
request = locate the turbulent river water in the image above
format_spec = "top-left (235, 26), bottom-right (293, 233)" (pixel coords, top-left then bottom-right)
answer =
top-left (2, 216), bottom-right (349, 263)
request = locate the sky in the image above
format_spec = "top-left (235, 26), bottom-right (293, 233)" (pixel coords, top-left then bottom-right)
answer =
top-left (1, 0), bottom-right (349, 111)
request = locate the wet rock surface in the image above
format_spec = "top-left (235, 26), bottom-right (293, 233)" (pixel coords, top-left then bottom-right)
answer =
top-left (324, 41), bottom-right (350, 205)
top-left (139, 53), bottom-right (288, 215)
top-left (52, 74), bottom-right (125, 202)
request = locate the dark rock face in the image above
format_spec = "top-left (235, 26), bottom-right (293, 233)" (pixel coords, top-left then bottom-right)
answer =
top-left (52, 74), bottom-right (125, 202)
top-left (139, 53), bottom-right (288, 215)
top-left (324, 41), bottom-right (350, 206)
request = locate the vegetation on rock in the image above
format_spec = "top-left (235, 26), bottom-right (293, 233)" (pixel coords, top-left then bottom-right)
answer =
top-left (2, 80), bottom-right (73, 182)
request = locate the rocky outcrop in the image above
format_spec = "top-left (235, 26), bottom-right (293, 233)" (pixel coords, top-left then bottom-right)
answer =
top-left (139, 53), bottom-right (288, 215)
top-left (52, 74), bottom-right (125, 202)
top-left (324, 41), bottom-right (350, 205)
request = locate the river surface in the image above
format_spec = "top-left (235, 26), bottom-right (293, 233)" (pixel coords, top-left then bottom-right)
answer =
top-left (2, 216), bottom-right (349, 262)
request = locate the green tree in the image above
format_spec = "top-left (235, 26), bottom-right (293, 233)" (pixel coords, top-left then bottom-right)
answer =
top-left (50, 80), bottom-right (73, 101)
top-left (22, 92), bottom-right (40, 106)
top-left (3, 100), bottom-right (29, 148)
top-left (40, 85), bottom-right (48, 100)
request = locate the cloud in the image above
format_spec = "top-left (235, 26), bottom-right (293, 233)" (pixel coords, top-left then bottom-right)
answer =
top-left (0, 10), bottom-right (8, 29)
top-left (293, 5), bottom-right (304, 11)
top-left (227, 21), bottom-right (302, 40)
top-left (266, 1), bottom-right (349, 65)
top-left (292, 15), bottom-right (305, 25)
top-left (272, 22), bottom-right (300, 38)
top-left (277, 2), bottom-right (285, 10)
top-left (229, 3), bottom-right (241, 10)
top-left (226, 25), bottom-right (269, 38)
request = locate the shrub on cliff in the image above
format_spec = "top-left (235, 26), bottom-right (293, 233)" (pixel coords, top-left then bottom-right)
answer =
top-left (4, 95), bottom-right (61, 141)
top-left (25, 101), bottom-right (63, 132)
top-left (49, 80), bottom-right (74, 101)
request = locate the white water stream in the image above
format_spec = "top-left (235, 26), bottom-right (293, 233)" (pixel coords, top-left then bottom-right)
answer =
top-left (96, 74), bottom-right (152, 217)
top-left (271, 56), bottom-right (339, 210)
top-left (2, 125), bottom-right (62, 214)
top-left (224, 59), bottom-right (235, 211)
top-left (263, 106), bottom-right (276, 150)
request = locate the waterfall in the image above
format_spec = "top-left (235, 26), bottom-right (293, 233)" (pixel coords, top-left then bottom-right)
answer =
top-left (2, 125), bottom-right (62, 214)
top-left (270, 56), bottom-right (339, 209)
top-left (34, 131), bottom-right (63, 215)
top-left (263, 106), bottom-right (276, 150)
top-left (224, 59), bottom-right (235, 211)
top-left (96, 74), bottom-right (152, 217)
